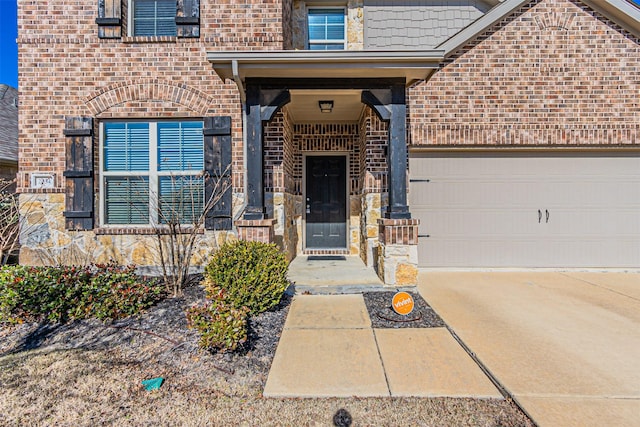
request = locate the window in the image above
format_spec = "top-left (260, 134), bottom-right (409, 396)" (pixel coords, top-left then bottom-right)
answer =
top-left (100, 121), bottom-right (204, 225)
top-left (131, 0), bottom-right (176, 36)
top-left (307, 8), bottom-right (346, 50)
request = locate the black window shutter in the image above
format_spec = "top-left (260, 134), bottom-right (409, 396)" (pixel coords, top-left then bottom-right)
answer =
top-left (96, 0), bottom-right (122, 39)
top-left (204, 117), bottom-right (232, 231)
top-left (176, 0), bottom-right (200, 38)
top-left (63, 117), bottom-right (94, 231)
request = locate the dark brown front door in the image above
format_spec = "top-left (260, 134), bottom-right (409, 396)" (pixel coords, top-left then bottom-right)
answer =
top-left (305, 155), bottom-right (347, 248)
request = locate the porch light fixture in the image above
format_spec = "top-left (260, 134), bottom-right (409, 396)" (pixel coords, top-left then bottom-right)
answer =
top-left (318, 100), bottom-right (334, 113)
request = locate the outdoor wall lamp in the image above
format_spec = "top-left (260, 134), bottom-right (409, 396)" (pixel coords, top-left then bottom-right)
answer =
top-left (318, 100), bottom-right (334, 113)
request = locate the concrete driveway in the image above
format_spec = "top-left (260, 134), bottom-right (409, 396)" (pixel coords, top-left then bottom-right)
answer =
top-left (418, 272), bottom-right (640, 427)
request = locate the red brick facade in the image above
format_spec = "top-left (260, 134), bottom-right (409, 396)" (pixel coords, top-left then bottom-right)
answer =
top-left (236, 219), bottom-right (276, 243)
top-left (17, 0), bottom-right (291, 194)
top-left (18, 0), bottom-right (637, 197)
top-left (409, 0), bottom-right (639, 147)
top-left (378, 218), bottom-right (419, 246)
top-left (16, 0), bottom-right (638, 278)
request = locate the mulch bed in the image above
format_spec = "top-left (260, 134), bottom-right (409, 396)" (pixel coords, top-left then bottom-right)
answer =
top-left (0, 278), bottom-right (292, 396)
top-left (1, 284), bottom-right (443, 394)
top-left (0, 287), bottom-right (445, 363)
top-left (363, 291), bottom-right (445, 329)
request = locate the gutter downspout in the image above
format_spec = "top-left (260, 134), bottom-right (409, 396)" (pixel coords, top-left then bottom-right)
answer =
top-left (231, 60), bottom-right (248, 224)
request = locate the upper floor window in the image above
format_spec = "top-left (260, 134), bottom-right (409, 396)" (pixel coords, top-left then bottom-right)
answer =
top-left (100, 120), bottom-right (204, 225)
top-left (307, 8), bottom-right (346, 50)
top-left (131, 0), bottom-right (177, 36)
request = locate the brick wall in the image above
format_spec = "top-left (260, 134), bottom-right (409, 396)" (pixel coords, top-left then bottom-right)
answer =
top-left (263, 108), bottom-right (298, 194)
top-left (409, 0), bottom-right (640, 147)
top-left (281, 109), bottom-right (297, 194)
top-left (266, 113), bottom-right (385, 198)
top-left (17, 0), bottom-right (288, 193)
top-left (294, 123), bottom-right (360, 195)
top-left (264, 112), bottom-right (287, 193)
top-left (360, 108), bottom-right (388, 192)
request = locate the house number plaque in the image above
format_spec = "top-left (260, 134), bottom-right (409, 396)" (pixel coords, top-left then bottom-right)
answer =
top-left (30, 173), bottom-right (55, 189)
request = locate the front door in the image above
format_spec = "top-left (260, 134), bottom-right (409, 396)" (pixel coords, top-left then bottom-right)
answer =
top-left (305, 155), bottom-right (347, 248)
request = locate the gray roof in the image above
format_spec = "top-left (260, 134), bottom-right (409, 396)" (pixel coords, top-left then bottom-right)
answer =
top-left (0, 84), bottom-right (18, 163)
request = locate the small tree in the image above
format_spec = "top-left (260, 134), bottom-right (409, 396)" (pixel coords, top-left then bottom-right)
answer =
top-left (0, 179), bottom-right (19, 265)
top-left (153, 169), bottom-right (231, 297)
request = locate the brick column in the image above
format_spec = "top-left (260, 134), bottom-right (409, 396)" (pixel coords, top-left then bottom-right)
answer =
top-left (376, 218), bottom-right (419, 286)
top-left (235, 219), bottom-right (275, 244)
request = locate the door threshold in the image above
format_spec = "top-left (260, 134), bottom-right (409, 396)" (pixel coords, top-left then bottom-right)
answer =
top-left (303, 248), bottom-right (350, 255)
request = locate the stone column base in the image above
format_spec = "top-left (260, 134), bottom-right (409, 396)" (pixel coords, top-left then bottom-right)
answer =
top-left (376, 218), bottom-right (419, 286)
top-left (236, 219), bottom-right (276, 244)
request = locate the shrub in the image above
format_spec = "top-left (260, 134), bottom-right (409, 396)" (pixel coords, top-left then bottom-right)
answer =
top-left (186, 288), bottom-right (249, 353)
top-left (0, 179), bottom-right (19, 265)
top-left (0, 263), bottom-right (164, 324)
top-left (0, 265), bottom-right (89, 323)
top-left (203, 240), bottom-right (289, 315)
top-left (76, 263), bottom-right (165, 321)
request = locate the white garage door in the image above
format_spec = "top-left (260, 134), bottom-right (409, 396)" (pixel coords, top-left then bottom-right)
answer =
top-left (409, 151), bottom-right (640, 268)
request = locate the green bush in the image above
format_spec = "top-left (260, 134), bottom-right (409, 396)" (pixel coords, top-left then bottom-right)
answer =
top-left (185, 288), bottom-right (249, 353)
top-left (203, 240), bottom-right (289, 315)
top-left (0, 263), bottom-right (164, 324)
top-left (77, 263), bottom-right (165, 321)
top-left (0, 265), bottom-right (89, 323)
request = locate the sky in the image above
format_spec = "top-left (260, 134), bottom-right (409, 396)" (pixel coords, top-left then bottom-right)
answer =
top-left (0, 0), bottom-right (639, 89)
top-left (0, 0), bottom-right (18, 88)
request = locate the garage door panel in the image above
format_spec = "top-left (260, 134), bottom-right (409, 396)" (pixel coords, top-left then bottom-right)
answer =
top-left (418, 209), bottom-right (539, 237)
top-left (417, 237), bottom-right (553, 267)
top-left (409, 152), bottom-right (640, 268)
top-left (412, 181), bottom-right (542, 209)
top-left (545, 209), bottom-right (640, 236)
top-left (541, 180), bottom-right (640, 208)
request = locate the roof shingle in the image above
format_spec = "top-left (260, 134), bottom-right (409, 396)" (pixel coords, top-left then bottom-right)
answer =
top-left (0, 84), bottom-right (18, 163)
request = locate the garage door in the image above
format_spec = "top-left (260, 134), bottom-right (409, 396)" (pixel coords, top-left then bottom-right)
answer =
top-left (409, 151), bottom-right (640, 268)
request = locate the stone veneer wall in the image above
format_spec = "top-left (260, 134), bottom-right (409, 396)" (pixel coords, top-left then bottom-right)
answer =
top-left (359, 108), bottom-right (388, 266)
top-left (19, 193), bottom-right (236, 267)
top-left (376, 218), bottom-right (419, 286)
top-left (408, 0), bottom-right (640, 147)
top-left (17, 0), bottom-right (287, 265)
top-left (347, 0), bottom-right (364, 50)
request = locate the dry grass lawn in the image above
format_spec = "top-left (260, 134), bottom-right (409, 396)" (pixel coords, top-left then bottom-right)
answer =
top-left (0, 285), bottom-right (534, 426)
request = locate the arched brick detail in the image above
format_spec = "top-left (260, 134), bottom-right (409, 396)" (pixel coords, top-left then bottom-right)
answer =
top-left (84, 80), bottom-right (214, 116)
top-left (534, 12), bottom-right (576, 31)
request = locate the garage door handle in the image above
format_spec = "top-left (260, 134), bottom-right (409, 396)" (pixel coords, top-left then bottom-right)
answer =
top-left (546, 209), bottom-right (550, 223)
top-left (538, 210), bottom-right (542, 223)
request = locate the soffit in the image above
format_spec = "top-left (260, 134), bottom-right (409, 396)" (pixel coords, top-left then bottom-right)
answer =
top-left (207, 50), bottom-right (445, 85)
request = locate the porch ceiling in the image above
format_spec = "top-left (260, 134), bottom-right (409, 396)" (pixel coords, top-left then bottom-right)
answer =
top-left (288, 89), bottom-right (364, 123)
top-left (207, 50), bottom-right (444, 86)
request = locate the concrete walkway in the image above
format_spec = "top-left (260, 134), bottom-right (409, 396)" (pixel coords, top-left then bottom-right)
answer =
top-left (263, 294), bottom-right (501, 398)
top-left (288, 255), bottom-right (385, 293)
top-left (418, 272), bottom-right (640, 427)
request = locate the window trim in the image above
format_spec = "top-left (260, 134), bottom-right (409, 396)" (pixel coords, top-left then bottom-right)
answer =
top-left (128, 0), bottom-right (177, 37)
top-left (99, 120), bottom-right (205, 227)
top-left (307, 6), bottom-right (347, 50)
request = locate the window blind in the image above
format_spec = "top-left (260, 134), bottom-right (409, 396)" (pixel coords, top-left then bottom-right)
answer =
top-left (158, 122), bottom-right (204, 171)
top-left (133, 0), bottom-right (176, 36)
